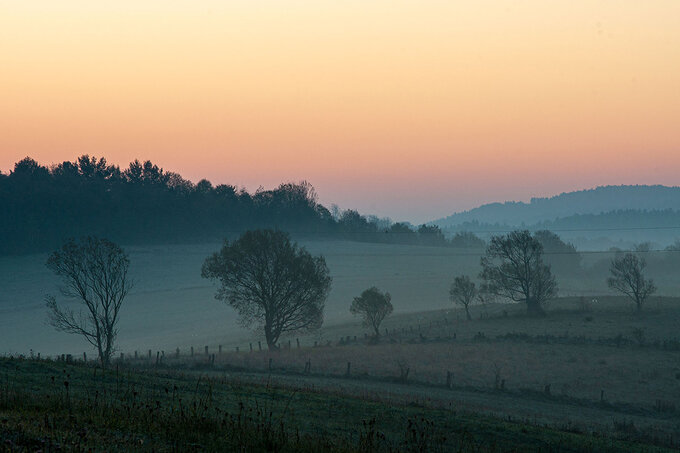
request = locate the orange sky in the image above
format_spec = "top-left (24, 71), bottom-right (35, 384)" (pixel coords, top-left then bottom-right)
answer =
top-left (1, 1), bottom-right (679, 222)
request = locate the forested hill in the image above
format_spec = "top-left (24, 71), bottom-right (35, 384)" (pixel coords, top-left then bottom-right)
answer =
top-left (0, 156), bottom-right (460, 255)
top-left (433, 185), bottom-right (680, 228)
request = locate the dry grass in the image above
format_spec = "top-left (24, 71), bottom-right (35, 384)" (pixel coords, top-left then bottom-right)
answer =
top-left (201, 342), bottom-right (678, 408)
top-left (144, 296), bottom-right (680, 413)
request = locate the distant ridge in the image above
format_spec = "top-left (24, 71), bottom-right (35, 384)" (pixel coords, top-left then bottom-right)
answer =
top-left (432, 185), bottom-right (680, 228)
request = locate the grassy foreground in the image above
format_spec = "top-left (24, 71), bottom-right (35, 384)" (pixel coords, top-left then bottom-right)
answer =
top-left (0, 358), bottom-right (674, 452)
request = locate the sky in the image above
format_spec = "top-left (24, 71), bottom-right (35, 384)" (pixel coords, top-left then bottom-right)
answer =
top-left (1, 1), bottom-right (679, 223)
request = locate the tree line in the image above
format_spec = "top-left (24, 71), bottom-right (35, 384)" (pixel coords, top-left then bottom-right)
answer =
top-left (1, 155), bottom-right (487, 254)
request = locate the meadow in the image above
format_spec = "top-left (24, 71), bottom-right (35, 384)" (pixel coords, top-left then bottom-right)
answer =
top-left (1, 356), bottom-right (676, 452)
top-left (109, 295), bottom-right (678, 446)
top-left (2, 240), bottom-right (676, 357)
top-left (2, 240), bottom-right (679, 451)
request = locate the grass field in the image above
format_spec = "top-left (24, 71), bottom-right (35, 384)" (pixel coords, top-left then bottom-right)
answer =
top-left (2, 240), bottom-right (677, 358)
top-left (1, 357), bottom-right (676, 452)
top-left (106, 295), bottom-right (680, 450)
top-left (3, 240), bottom-right (679, 451)
top-left (157, 297), bottom-right (680, 407)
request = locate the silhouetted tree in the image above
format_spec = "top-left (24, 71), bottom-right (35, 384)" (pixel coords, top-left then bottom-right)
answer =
top-left (480, 230), bottom-right (557, 316)
top-left (417, 224), bottom-right (447, 246)
top-left (450, 275), bottom-right (477, 320)
top-left (607, 252), bottom-right (656, 312)
top-left (533, 230), bottom-right (582, 273)
top-left (387, 222), bottom-right (417, 244)
top-left (202, 230), bottom-right (331, 350)
top-left (449, 231), bottom-right (486, 249)
top-left (350, 287), bottom-right (393, 337)
top-left (45, 237), bottom-right (133, 367)
top-left (3, 155), bottom-right (512, 254)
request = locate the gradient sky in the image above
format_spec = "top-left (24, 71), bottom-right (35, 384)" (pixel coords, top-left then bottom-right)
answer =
top-left (1, 1), bottom-right (679, 223)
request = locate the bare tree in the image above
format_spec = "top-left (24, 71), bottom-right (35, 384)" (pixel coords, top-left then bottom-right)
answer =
top-left (202, 230), bottom-right (331, 350)
top-left (46, 237), bottom-right (133, 367)
top-left (480, 230), bottom-right (557, 316)
top-left (450, 275), bottom-right (477, 320)
top-left (350, 287), bottom-right (393, 337)
top-left (607, 252), bottom-right (656, 312)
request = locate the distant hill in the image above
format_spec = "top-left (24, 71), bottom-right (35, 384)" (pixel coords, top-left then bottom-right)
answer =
top-left (439, 209), bottom-right (680, 249)
top-left (433, 185), bottom-right (680, 228)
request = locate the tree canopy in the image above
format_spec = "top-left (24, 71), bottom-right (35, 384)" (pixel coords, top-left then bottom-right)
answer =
top-left (201, 230), bottom-right (332, 350)
top-left (607, 252), bottom-right (656, 312)
top-left (1, 155), bottom-right (487, 254)
top-left (450, 275), bottom-right (477, 320)
top-left (480, 230), bottom-right (557, 316)
top-left (350, 287), bottom-right (393, 337)
top-left (45, 237), bottom-right (133, 367)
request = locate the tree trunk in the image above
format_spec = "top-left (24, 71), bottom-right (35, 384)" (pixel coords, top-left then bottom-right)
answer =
top-left (264, 323), bottom-right (278, 351)
top-left (635, 298), bottom-right (643, 313)
top-left (97, 341), bottom-right (108, 368)
top-left (526, 298), bottom-right (546, 317)
top-left (373, 325), bottom-right (381, 337)
top-left (465, 307), bottom-right (472, 321)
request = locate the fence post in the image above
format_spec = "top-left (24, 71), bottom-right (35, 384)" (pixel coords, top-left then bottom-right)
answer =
top-left (446, 371), bottom-right (452, 389)
top-left (191, 346), bottom-right (194, 357)
top-left (219, 345), bottom-right (222, 355)
top-left (346, 361), bottom-right (351, 376)
top-left (176, 348), bottom-right (180, 358)
top-left (235, 346), bottom-right (239, 353)
top-left (156, 351), bottom-right (160, 365)
top-left (258, 341), bottom-right (262, 351)
top-left (83, 352), bottom-right (87, 362)
top-left (134, 350), bottom-right (138, 359)
top-left (148, 349), bottom-right (152, 360)
top-left (296, 338), bottom-right (300, 348)
top-left (249, 343), bottom-right (253, 352)
top-left (268, 358), bottom-right (273, 371)
top-left (205, 346), bottom-right (209, 356)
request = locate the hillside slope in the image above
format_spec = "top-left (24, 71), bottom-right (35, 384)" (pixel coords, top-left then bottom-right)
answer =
top-left (434, 185), bottom-right (680, 228)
